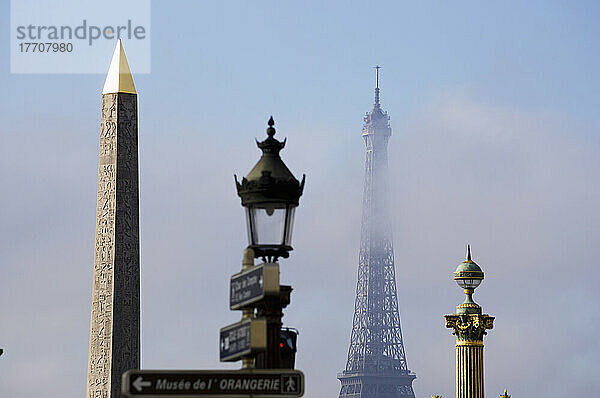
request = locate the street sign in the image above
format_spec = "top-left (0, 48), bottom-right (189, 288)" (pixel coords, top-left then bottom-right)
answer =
top-left (220, 318), bottom-right (267, 362)
top-left (230, 263), bottom-right (280, 310)
top-left (122, 369), bottom-right (305, 397)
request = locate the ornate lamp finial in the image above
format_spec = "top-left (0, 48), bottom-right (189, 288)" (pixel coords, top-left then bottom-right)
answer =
top-left (255, 116), bottom-right (285, 155)
top-left (267, 116), bottom-right (276, 137)
top-left (467, 244), bottom-right (472, 261)
top-left (500, 389), bottom-right (511, 398)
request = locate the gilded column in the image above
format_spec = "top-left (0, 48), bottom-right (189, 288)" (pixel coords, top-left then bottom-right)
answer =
top-left (86, 40), bottom-right (140, 398)
top-left (445, 246), bottom-right (494, 398)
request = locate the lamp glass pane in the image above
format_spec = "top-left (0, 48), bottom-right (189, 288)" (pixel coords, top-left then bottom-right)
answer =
top-left (245, 207), bottom-right (255, 245)
top-left (456, 278), bottom-right (482, 289)
top-left (250, 205), bottom-right (286, 246)
top-left (283, 206), bottom-right (296, 246)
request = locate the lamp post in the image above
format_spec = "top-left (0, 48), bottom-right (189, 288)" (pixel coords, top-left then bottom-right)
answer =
top-left (445, 246), bottom-right (495, 398)
top-left (233, 116), bottom-right (305, 369)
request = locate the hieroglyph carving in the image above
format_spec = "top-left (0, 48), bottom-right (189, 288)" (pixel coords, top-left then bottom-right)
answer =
top-left (87, 93), bottom-right (140, 398)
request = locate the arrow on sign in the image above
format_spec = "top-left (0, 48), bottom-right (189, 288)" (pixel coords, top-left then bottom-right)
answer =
top-left (133, 376), bottom-right (152, 392)
top-left (220, 336), bottom-right (229, 351)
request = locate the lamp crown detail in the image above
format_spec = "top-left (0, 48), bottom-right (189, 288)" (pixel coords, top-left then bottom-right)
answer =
top-left (257, 116), bottom-right (286, 155)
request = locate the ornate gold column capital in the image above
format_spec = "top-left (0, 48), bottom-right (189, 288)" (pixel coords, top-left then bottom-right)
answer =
top-left (445, 314), bottom-right (494, 343)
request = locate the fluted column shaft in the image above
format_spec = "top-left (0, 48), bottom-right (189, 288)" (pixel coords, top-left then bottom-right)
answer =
top-left (456, 341), bottom-right (484, 398)
top-left (445, 314), bottom-right (494, 398)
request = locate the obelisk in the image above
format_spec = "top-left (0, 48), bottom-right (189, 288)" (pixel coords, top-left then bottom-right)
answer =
top-left (86, 40), bottom-right (140, 398)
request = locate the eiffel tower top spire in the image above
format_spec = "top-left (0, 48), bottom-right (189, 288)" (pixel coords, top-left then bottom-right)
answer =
top-left (374, 65), bottom-right (381, 107)
top-left (363, 65), bottom-right (391, 138)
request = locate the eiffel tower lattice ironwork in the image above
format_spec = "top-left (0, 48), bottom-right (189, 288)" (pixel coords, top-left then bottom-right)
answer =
top-left (338, 67), bottom-right (416, 398)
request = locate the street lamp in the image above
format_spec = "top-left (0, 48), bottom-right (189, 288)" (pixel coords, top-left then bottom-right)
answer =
top-left (453, 244), bottom-right (484, 314)
top-left (232, 116), bottom-right (305, 369)
top-left (235, 116), bottom-right (305, 262)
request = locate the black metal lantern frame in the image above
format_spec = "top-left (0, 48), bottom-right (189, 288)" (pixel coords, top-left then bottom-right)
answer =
top-left (235, 117), bottom-right (305, 262)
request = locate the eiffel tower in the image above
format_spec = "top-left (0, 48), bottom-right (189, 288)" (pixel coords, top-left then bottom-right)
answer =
top-left (338, 67), bottom-right (416, 398)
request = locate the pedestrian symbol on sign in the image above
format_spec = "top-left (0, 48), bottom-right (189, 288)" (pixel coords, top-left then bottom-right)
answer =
top-left (285, 376), bottom-right (296, 392)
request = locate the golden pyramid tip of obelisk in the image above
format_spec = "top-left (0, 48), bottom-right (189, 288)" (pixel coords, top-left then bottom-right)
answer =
top-left (102, 39), bottom-right (136, 94)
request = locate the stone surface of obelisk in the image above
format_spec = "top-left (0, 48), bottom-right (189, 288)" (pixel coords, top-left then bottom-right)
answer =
top-left (86, 40), bottom-right (140, 398)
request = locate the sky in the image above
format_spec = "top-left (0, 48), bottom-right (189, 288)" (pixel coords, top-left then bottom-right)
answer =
top-left (1, 1), bottom-right (600, 397)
